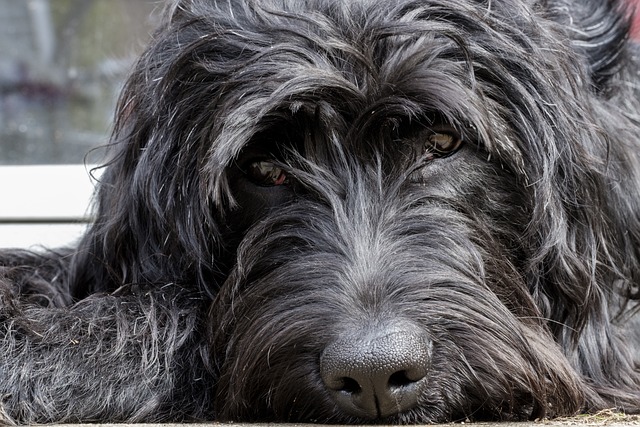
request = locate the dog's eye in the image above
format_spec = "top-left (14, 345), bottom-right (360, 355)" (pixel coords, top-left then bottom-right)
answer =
top-left (427, 130), bottom-right (462, 155)
top-left (246, 161), bottom-right (289, 186)
top-left (425, 129), bottom-right (462, 158)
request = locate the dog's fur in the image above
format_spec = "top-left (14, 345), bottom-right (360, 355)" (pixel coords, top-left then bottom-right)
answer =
top-left (2, 0), bottom-right (640, 423)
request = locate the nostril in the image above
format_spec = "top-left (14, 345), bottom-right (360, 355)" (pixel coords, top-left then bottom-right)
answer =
top-left (337, 376), bottom-right (361, 394)
top-left (388, 370), bottom-right (417, 388)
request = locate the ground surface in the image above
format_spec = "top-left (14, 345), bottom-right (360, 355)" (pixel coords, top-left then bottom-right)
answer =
top-left (541, 410), bottom-right (640, 425)
top-left (48, 412), bottom-right (640, 427)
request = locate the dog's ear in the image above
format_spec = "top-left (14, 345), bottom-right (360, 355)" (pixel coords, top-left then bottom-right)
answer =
top-left (67, 10), bottom-right (228, 298)
top-left (525, 1), bottom-right (640, 408)
top-left (549, 0), bottom-right (632, 91)
top-left (529, 0), bottom-right (640, 318)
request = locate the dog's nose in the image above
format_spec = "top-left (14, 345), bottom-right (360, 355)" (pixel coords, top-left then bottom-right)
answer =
top-left (320, 329), bottom-right (431, 419)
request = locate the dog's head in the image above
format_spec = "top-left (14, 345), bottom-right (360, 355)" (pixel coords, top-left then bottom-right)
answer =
top-left (75, 0), bottom-right (640, 422)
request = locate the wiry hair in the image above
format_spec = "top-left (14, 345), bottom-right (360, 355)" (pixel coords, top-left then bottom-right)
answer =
top-left (1, 0), bottom-right (640, 423)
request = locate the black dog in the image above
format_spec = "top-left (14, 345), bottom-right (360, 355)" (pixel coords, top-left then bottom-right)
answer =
top-left (2, 0), bottom-right (640, 423)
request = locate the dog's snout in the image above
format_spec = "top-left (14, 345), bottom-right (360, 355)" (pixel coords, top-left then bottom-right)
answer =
top-left (320, 329), bottom-right (431, 419)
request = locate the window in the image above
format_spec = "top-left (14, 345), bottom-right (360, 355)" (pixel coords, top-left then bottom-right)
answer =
top-left (0, 0), bottom-right (158, 248)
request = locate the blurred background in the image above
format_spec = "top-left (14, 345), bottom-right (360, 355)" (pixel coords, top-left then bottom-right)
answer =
top-left (0, 0), bottom-right (159, 166)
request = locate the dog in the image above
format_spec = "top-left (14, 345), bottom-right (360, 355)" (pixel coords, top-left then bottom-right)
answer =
top-left (1, 0), bottom-right (640, 423)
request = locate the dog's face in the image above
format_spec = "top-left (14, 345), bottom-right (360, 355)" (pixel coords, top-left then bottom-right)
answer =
top-left (89, 0), bottom-right (640, 423)
top-left (214, 105), bottom-right (550, 422)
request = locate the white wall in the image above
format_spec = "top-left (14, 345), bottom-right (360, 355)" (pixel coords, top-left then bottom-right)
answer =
top-left (0, 165), bottom-right (98, 248)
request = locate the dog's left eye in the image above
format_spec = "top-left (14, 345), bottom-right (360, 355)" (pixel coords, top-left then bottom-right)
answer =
top-left (246, 161), bottom-right (289, 186)
top-left (425, 129), bottom-right (463, 157)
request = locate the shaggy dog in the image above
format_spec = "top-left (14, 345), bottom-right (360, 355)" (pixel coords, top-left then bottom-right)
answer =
top-left (1, 0), bottom-right (640, 423)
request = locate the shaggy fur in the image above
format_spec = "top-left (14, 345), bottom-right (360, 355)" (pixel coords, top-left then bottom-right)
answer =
top-left (2, 0), bottom-right (640, 423)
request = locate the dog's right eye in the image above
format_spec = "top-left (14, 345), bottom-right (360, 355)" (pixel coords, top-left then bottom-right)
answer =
top-left (246, 161), bottom-right (289, 186)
